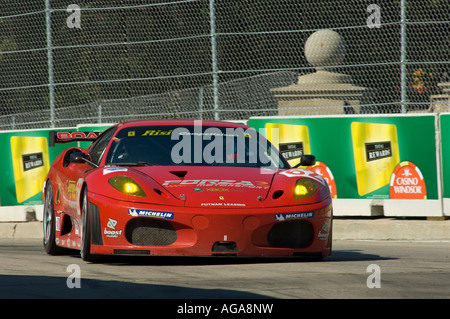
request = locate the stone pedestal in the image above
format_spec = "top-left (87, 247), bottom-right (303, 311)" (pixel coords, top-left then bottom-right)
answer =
top-left (430, 82), bottom-right (450, 113)
top-left (271, 29), bottom-right (368, 115)
top-left (271, 70), bottom-right (367, 115)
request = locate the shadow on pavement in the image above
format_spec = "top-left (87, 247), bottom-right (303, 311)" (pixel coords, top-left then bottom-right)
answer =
top-left (0, 274), bottom-right (273, 299)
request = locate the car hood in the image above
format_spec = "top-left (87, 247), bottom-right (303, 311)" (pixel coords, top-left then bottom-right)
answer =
top-left (134, 166), bottom-right (276, 208)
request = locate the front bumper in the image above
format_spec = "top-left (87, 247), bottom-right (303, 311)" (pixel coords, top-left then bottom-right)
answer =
top-left (87, 192), bottom-right (333, 258)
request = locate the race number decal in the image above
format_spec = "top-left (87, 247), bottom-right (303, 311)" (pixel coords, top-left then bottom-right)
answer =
top-left (279, 168), bottom-right (327, 186)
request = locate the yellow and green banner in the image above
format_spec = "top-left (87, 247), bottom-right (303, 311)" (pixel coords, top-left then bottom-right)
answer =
top-left (0, 124), bottom-right (111, 206)
top-left (249, 115), bottom-right (439, 200)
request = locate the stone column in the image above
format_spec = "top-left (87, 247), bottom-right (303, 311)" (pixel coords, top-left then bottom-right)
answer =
top-left (271, 30), bottom-right (368, 115)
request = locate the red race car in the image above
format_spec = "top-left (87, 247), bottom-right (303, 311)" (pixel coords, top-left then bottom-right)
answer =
top-left (43, 120), bottom-right (332, 261)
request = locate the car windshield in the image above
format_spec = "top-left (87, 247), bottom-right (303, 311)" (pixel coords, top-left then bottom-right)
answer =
top-left (104, 125), bottom-right (287, 169)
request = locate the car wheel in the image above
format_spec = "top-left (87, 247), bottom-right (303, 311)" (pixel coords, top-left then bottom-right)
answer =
top-left (80, 187), bottom-right (96, 262)
top-left (43, 182), bottom-right (63, 255)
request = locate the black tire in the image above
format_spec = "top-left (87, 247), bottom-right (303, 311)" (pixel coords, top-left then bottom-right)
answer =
top-left (80, 187), bottom-right (96, 262)
top-left (43, 182), bottom-right (64, 255)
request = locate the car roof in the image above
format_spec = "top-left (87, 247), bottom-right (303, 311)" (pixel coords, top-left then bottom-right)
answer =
top-left (116, 119), bottom-right (250, 129)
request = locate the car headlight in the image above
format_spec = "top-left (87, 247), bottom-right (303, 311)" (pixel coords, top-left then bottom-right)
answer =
top-left (293, 178), bottom-right (318, 199)
top-left (108, 176), bottom-right (146, 197)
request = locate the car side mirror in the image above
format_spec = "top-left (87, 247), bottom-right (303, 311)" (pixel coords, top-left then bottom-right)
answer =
top-left (69, 152), bottom-right (98, 167)
top-left (69, 152), bottom-right (87, 163)
top-left (293, 155), bottom-right (316, 168)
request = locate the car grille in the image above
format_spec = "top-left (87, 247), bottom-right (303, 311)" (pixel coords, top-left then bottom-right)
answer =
top-left (267, 220), bottom-right (313, 248)
top-left (125, 218), bottom-right (177, 246)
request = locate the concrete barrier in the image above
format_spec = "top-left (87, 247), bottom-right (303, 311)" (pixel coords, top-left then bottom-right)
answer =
top-left (332, 218), bottom-right (450, 241)
top-left (0, 222), bottom-right (42, 239)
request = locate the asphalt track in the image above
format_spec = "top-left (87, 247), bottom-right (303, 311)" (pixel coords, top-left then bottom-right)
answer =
top-left (0, 237), bottom-right (448, 300)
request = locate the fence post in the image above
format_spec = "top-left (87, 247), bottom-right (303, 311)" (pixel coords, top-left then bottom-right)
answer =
top-left (209, 0), bottom-right (220, 121)
top-left (45, 0), bottom-right (56, 127)
top-left (98, 102), bottom-right (102, 124)
top-left (198, 87), bottom-right (204, 120)
top-left (400, 0), bottom-right (408, 113)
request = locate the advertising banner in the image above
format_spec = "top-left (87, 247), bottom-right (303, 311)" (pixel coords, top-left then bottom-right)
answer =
top-left (0, 125), bottom-right (111, 207)
top-left (249, 115), bottom-right (439, 201)
top-left (0, 128), bottom-right (78, 206)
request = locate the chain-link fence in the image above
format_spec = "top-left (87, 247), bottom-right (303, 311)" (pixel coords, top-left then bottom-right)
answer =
top-left (0, 0), bottom-right (448, 129)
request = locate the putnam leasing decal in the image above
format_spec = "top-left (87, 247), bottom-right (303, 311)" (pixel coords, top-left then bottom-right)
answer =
top-left (200, 202), bottom-right (246, 207)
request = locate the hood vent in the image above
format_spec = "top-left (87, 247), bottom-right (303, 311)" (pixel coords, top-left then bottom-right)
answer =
top-left (272, 190), bottom-right (284, 199)
top-left (169, 170), bottom-right (188, 178)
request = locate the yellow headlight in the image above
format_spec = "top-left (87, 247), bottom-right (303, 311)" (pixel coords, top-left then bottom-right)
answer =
top-left (109, 176), bottom-right (146, 197)
top-left (293, 178), bottom-right (318, 199)
top-left (124, 182), bottom-right (139, 194)
top-left (294, 184), bottom-right (309, 196)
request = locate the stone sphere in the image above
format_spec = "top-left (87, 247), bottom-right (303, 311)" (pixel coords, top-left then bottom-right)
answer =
top-left (304, 30), bottom-right (346, 67)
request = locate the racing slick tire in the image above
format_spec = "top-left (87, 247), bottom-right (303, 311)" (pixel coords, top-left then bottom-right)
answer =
top-left (43, 182), bottom-right (64, 255)
top-left (80, 187), bottom-right (98, 262)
